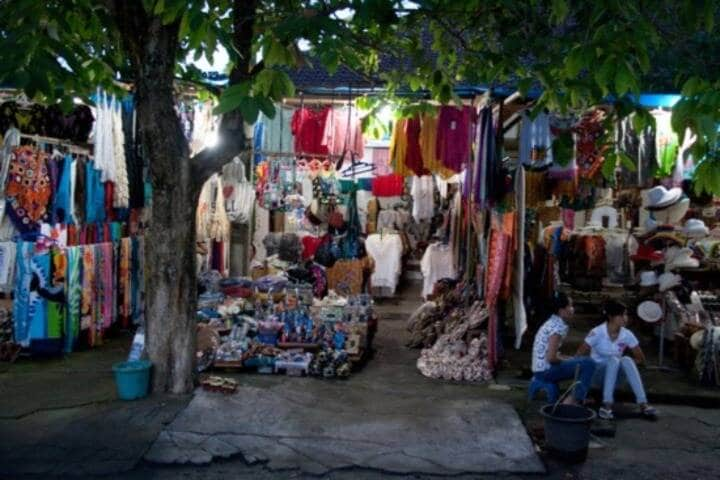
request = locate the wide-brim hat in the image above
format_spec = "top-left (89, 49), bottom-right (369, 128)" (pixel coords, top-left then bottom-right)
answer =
top-left (639, 270), bottom-right (659, 286)
top-left (653, 198), bottom-right (690, 225)
top-left (645, 186), bottom-right (683, 210)
top-left (683, 218), bottom-right (710, 238)
top-left (668, 248), bottom-right (700, 270)
top-left (658, 272), bottom-right (682, 292)
top-left (631, 244), bottom-right (663, 263)
top-left (637, 300), bottom-right (663, 323)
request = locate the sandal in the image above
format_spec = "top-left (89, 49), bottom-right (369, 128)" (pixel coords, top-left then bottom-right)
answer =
top-left (640, 405), bottom-right (658, 420)
top-left (598, 407), bottom-right (614, 420)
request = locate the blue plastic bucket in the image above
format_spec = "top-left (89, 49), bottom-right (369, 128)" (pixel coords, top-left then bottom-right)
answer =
top-left (112, 360), bottom-right (152, 400)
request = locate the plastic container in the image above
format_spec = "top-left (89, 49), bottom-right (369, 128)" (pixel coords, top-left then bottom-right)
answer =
top-left (540, 404), bottom-right (596, 463)
top-left (112, 360), bottom-right (152, 400)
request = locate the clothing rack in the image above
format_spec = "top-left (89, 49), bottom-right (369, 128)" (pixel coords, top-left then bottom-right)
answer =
top-left (19, 134), bottom-right (92, 156)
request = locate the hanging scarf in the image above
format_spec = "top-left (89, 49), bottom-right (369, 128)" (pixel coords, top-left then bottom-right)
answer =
top-left (6, 146), bottom-right (52, 233)
top-left (81, 245), bottom-right (97, 344)
top-left (65, 246), bottom-right (81, 352)
top-left (13, 241), bottom-right (34, 346)
top-left (119, 238), bottom-right (131, 328)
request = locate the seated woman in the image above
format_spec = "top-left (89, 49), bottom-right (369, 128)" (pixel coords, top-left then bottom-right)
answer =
top-left (531, 293), bottom-right (596, 405)
top-left (577, 300), bottom-right (658, 420)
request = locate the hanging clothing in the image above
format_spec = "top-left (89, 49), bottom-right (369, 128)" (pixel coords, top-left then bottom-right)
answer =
top-left (513, 169), bottom-right (527, 349)
top-left (65, 246), bottom-right (81, 352)
top-left (0, 127), bottom-right (21, 224)
top-left (389, 118), bottom-right (412, 176)
top-left (0, 241), bottom-right (16, 292)
top-left (365, 233), bottom-right (404, 294)
top-left (411, 176), bottom-right (435, 222)
top-left (6, 146), bottom-right (52, 234)
top-left (85, 161), bottom-right (106, 224)
top-left (420, 242), bottom-right (456, 298)
top-left (291, 107), bottom-right (330, 155)
top-left (419, 113), bottom-right (455, 179)
top-left (474, 106), bottom-right (496, 205)
top-left (436, 106), bottom-right (474, 172)
top-left (321, 106), bottom-right (364, 162)
top-left (13, 241), bottom-right (33, 346)
top-left (51, 154), bottom-right (73, 224)
top-left (575, 109), bottom-right (608, 179)
top-left (404, 116), bottom-right (428, 176)
top-left (519, 112), bottom-right (553, 170)
top-left (259, 107), bottom-right (294, 154)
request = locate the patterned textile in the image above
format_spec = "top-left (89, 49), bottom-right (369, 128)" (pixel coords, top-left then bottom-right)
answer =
top-left (574, 109), bottom-right (608, 179)
top-left (327, 259), bottom-right (364, 295)
top-left (6, 146), bottom-right (51, 233)
top-left (485, 228), bottom-right (509, 308)
top-left (98, 242), bottom-right (114, 329)
top-left (65, 246), bottom-right (81, 352)
top-left (81, 245), bottom-right (96, 340)
top-left (119, 238), bottom-right (131, 327)
top-left (13, 241), bottom-right (34, 346)
top-left (28, 252), bottom-right (51, 341)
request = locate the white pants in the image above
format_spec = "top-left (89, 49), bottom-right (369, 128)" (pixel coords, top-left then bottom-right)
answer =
top-left (592, 356), bottom-right (648, 405)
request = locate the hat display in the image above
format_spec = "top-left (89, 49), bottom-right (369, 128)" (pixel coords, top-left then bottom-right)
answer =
top-left (645, 186), bottom-right (683, 210)
top-left (653, 198), bottom-right (690, 225)
top-left (658, 272), bottom-right (682, 292)
top-left (667, 248), bottom-right (700, 270)
top-left (637, 300), bottom-right (663, 323)
top-left (683, 218), bottom-right (710, 239)
top-left (631, 244), bottom-right (663, 263)
top-left (639, 270), bottom-right (659, 287)
top-left (690, 327), bottom-right (720, 350)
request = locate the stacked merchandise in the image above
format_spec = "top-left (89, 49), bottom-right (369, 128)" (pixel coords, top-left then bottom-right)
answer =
top-left (196, 275), bottom-right (377, 379)
top-left (406, 282), bottom-right (493, 382)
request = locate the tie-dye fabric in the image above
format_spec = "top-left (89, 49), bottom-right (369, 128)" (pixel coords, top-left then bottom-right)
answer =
top-left (13, 241), bottom-right (34, 346)
top-left (28, 252), bottom-right (50, 341)
top-left (65, 246), bottom-right (81, 352)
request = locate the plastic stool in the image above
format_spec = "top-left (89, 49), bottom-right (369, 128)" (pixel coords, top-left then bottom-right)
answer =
top-left (528, 375), bottom-right (559, 403)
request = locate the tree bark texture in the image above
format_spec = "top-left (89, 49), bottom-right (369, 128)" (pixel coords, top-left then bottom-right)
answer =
top-left (107, 0), bottom-right (258, 393)
top-left (111, 1), bottom-right (198, 394)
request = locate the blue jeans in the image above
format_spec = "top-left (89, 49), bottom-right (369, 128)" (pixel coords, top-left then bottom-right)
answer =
top-left (536, 357), bottom-right (597, 402)
top-left (592, 356), bottom-right (648, 405)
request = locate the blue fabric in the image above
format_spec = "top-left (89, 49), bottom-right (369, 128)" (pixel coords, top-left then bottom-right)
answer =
top-left (535, 357), bottom-right (596, 402)
top-left (253, 122), bottom-right (265, 164)
top-left (528, 375), bottom-right (560, 403)
top-left (13, 241), bottom-right (34, 346)
top-left (28, 252), bottom-right (51, 341)
top-left (53, 155), bottom-right (73, 224)
top-left (85, 161), bottom-right (106, 223)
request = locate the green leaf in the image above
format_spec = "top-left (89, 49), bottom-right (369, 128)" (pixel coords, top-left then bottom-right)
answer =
top-left (617, 151), bottom-right (637, 172)
top-left (256, 97), bottom-right (276, 119)
top-left (601, 153), bottom-right (617, 181)
top-left (565, 47), bottom-right (585, 77)
top-left (551, 0), bottom-right (569, 25)
top-left (614, 63), bottom-right (634, 95)
top-left (238, 97), bottom-right (260, 123)
top-left (153, 0), bottom-right (165, 15)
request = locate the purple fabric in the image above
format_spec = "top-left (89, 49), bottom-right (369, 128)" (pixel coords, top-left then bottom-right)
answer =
top-left (474, 107), bottom-right (496, 207)
top-left (436, 106), bottom-right (474, 172)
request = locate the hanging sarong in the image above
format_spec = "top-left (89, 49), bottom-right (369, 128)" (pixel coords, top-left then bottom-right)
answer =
top-left (118, 238), bottom-right (131, 328)
top-left (13, 241), bottom-right (34, 346)
top-left (81, 245), bottom-right (97, 344)
top-left (65, 246), bottom-right (81, 352)
top-left (28, 252), bottom-right (51, 341)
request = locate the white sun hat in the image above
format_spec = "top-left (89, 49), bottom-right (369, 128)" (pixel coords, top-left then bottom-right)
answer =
top-left (637, 300), bottom-right (663, 323)
top-left (667, 248), bottom-right (700, 270)
top-left (645, 186), bottom-right (683, 210)
top-left (683, 218), bottom-right (710, 239)
top-left (639, 270), bottom-right (659, 287)
top-left (658, 272), bottom-right (682, 292)
top-left (653, 197), bottom-right (690, 225)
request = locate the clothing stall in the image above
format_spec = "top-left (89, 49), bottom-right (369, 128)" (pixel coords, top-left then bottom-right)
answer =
top-left (0, 90), bottom-right (146, 358)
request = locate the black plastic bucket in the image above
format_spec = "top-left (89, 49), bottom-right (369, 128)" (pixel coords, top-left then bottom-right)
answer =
top-left (540, 404), bottom-right (596, 463)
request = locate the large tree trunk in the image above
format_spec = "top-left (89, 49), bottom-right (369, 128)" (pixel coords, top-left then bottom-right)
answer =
top-left (109, 0), bottom-right (256, 393)
top-left (134, 22), bottom-right (198, 394)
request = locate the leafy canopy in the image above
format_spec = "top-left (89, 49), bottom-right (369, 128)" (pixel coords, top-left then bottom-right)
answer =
top-left (1, 1), bottom-right (720, 192)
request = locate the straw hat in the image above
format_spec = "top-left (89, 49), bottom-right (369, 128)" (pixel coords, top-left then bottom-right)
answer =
top-left (637, 300), bottom-right (663, 323)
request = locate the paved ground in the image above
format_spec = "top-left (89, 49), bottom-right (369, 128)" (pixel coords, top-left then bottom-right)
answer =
top-left (1, 282), bottom-right (720, 479)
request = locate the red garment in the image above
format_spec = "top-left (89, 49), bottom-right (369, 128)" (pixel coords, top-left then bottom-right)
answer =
top-left (436, 106), bottom-right (474, 172)
top-left (301, 235), bottom-right (323, 260)
top-left (291, 107), bottom-right (330, 155)
top-left (104, 182), bottom-right (115, 221)
top-left (371, 174), bottom-right (404, 197)
top-left (405, 116), bottom-right (429, 176)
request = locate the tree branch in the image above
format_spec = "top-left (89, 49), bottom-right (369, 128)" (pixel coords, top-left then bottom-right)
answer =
top-left (189, 0), bottom-right (258, 187)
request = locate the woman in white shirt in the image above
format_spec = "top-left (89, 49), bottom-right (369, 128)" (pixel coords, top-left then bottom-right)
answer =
top-left (577, 301), bottom-right (657, 420)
